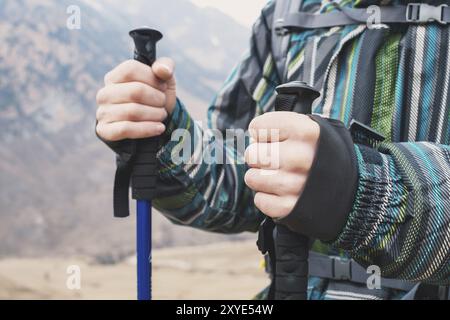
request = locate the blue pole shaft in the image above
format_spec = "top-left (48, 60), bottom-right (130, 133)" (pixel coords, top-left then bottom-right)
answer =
top-left (137, 200), bottom-right (152, 300)
top-left (129, 28), bottom-right (162, 301)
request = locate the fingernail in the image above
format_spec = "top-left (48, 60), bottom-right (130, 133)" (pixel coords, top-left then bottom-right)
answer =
top-left (161, 64), bottom-right (172, 74)
top-left (157, 123), bottom-right (166, 133)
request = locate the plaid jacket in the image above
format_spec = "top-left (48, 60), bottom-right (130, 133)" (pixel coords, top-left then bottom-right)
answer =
top-left (153, 0), bottom-right (450, 299)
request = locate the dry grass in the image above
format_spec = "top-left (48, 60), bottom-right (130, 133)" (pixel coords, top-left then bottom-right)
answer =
top-left (0, 241), bottom-right (269, 300)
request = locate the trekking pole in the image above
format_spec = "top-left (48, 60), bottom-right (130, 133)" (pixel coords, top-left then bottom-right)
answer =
top-left (273, 81), bottom-right (320, 300)
top-left (128, 27), bottom-right (163, 300)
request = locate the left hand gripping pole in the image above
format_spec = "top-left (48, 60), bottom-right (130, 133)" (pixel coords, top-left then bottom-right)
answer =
top-left (129, 27), bottom-right (163, 301)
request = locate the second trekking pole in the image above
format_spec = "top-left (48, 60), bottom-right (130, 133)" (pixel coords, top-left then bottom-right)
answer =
top-left (272, 81), bottom-right (320, 300)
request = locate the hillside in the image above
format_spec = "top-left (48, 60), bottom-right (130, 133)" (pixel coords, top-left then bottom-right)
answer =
top-left (0, 0), bottom-right (255, 258)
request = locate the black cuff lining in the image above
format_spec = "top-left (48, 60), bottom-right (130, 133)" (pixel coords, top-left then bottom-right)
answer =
top-left (277, 115), bottom-right (358, 242)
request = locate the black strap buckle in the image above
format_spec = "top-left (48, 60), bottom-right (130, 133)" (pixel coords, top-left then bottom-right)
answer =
top-left (274, 18), bottom-right (289, 36)
top-left (406, 3), bottom-right (448, 25)
top-left (332, 256), bottom-right (352, 281)
top-left (349, 120), bottom-right (385, 148)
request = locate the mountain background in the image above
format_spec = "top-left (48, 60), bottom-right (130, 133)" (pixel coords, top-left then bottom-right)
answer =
top-left (0, 0), bottom-right (261, 259)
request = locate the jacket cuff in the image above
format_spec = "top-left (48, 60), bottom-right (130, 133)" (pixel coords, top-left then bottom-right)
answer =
top-left (157, 99), bottom-right (194, 174)
top-left (331, 144), bottom-right (408, 253)
top-left (277, 115), bottom-right (358, 242)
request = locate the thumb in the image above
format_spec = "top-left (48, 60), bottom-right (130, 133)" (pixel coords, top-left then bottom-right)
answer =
top-left (152, 57), bottom-right (175, 81)
top-left (152, 57), bottom-right (177, 113)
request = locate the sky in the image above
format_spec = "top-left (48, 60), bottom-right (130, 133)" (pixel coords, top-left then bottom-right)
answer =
top-left (190, 0), bottom-right (269, 27)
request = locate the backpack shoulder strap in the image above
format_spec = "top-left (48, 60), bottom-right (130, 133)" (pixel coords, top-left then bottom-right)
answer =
top-left (271, 0), bottom-right (303, 81)
top-left (281, 4), bottom-right (450, 30)
top-left (271, 2), bottom-right (450, 80)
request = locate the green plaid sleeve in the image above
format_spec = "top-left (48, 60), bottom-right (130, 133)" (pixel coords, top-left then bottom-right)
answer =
top-left (333, 142), bottom-right (450, 285)
top-left (154, 99), bottom-right (262, 233)
top-left (153, 2), bottom-right (278, 233)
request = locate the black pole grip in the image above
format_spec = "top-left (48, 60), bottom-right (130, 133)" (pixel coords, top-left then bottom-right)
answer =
top-left (273, 81), bottom-right (320, 300)
top-left (274, 225), bottom-right (309, 300)
top-left (275, 81), bottom-right (320, 114)
top-left (129, 28), bottom-right (163, 200)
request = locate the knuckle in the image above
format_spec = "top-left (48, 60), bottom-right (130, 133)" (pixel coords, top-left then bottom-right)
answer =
top-left (123, 105), bottom-right (135, 121)
top-left (95, 122), bottom-right (104, 136)
top-left (123, 60), bottom-right (141, 81)
top-left (130, 83), bottom-right (147, 102)
top-left (96, 123), bottom-right (110, 141)
top-left (123, 59), bottom-right (139, 70)
top-left (117, 122), bottom-right (130, 138)
top-left (160, 92), bottom-right (167, 106)
top-left (151, 89), bottom-right (166, 107)
top-left (295, 113), bottom-right (308, 121)
top-left (126, 103), bottom-right (143, 121)
top-left (96, 105), bottom-right (106, 121)
top-left (274, 176), bottom-right (286, 192)
top-left (96, 88), bottom-right (106, 104)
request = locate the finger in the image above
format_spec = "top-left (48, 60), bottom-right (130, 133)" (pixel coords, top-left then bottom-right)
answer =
top-left (249, 112), bottom-right (318, 142)
top-left (245, 141), bottom-right (315, 172)
top-left (96, 121), bottom-right (165, 142)
top-left (96, 82), bottom-right (166, 107)
top-left (254, 192), bottom-right (297, 219)
top-left (96, 103), bottom-right (168, 123)
top-left (104, 60), bottom-right (167, 91)
top-left (245, 142), bottom-right (281, 169)
top-left (152, 57), bottom-right (175, 81)
top-left (245, 168), bottom-right (307, 196)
